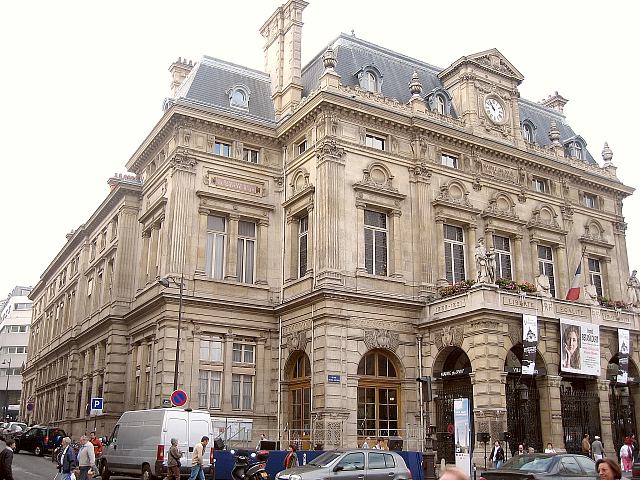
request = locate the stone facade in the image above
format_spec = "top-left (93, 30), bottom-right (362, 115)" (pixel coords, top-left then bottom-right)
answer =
top-left (22, 0), bottom-right (638, 465)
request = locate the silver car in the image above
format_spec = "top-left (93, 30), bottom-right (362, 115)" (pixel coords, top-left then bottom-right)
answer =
top-left (276, 449), bottom-right (411, 480)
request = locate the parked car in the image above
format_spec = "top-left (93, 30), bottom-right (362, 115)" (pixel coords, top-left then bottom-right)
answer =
top-left (480, 453), bottom-right (597, 480)
top-left (15, 426), bottom-right (66, 456)
top-left (1, 422), bottom-right (27, 441)
top-left (275, 449), bottom-right (412, 480)
top-left (100, 407), bottom-right (215, 480)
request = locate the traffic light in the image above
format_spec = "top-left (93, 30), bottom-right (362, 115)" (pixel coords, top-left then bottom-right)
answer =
top-left (416, 376), bottom-right (433, 402)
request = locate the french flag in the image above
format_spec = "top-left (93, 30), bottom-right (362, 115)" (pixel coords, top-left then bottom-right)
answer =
top-left (566, 263), bottom-right (582, 301)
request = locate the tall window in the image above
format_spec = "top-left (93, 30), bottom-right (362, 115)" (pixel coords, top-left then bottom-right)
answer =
top-left (297, 140), bottom-right (307, 155)
top-left (537, 245), bottom-right (556, 297)
top-left (444, 224), bottom-right (465, 283)
top-left (231, 374), bottom-right (254, 410)
top-left (441, 154), bottom-right (458, 169)
top-left (200, 338), bottom-right (223, 362)
top-left (493, 235), bottom-right (512, 280)
top-left (357, 350), bottom-right (399, 437)
top-left (214, 141), bottom-right (231, 157)
top-left (205, 215), bottom-right (226, 280)
top-left (568, 141), bottom-right (583, 160)
top-left (237, 221), bottom-right (256, 284)
top-left (299, 216), bottom-right (308, 278)
top-left (289, 354), bottom-right (311, 437)
top-left (588, 258), bottom-right (603, 297)
top-left (523, 123), bottom-right (534, 143)
top-left (232, 343), bottom-right (255, 364)
top-left (365, 134), bottom-right (385, 150)
top-left (436, 95), bottom-right (446, 115)
top-left (583, 193), bottom-right (597, 209)
top-left (199, 370), bottom-right (222, 409)
top-left (362, 71), bottom-right (378, 92)
top-left (532, 178), bottom-right (549, 193)
top-left (364, 210), bottom-right (388, 276)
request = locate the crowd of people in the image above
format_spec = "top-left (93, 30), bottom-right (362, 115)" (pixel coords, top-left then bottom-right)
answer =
top-left (54, 431), bottom-right (103, 480)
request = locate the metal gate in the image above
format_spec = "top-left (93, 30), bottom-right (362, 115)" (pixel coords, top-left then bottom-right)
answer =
top-left (506, 376), bottom-right (543, 454)
top-left (434, 378), bottom-right (473, 464)
top-left (560, 383), bottom-right (601, 453)
top-left (609, 385), bottom-right (637, 457)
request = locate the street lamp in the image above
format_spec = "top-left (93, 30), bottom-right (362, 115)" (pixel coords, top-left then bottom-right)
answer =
top-left (2, 358), bottom-right (12, 419)
top-left (158, 274), bottom-right (184, 392)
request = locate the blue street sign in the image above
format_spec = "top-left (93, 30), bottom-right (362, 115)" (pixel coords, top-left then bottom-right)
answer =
top-left (91, 398), bottom-right (104, 410)
top-left (328, 374), bottom-right (341, 384)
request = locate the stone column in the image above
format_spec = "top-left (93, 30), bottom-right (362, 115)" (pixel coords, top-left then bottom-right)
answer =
top-left (468, 226), bottom-right (478, 282)
top-left (255, 338), bottom-right (266, 414)
top-left (226, 214), bottom-right (240, 281)
top-left (355, 205), bottom-right (367, 275)
top-left (408, 167), bottom-right (434, 288)
top-left (149, 224), bottom-right (160, 281)
top-left (285, 216), bottom-right (298, 281)
top-left (165, 149), bottom-right (197, 275)
top-left (113, 206), bottom-right (138, 301)
top-left (597, 379), bottom-right (614, 451)
top-left (139, 230), bottom-right (151, 288)
top-left (556, 244), bottom-right (568, 299)
top-left (256, 220), bottom-right (269, 285)
top-left (315, 139), bottom-right (346, 286)
top-left (196, 212), bottom-right (209, 276)
top-left (435, 219), bottom-right (446, 284)
top-left (306, 205), bottom-right (315, 276)
top-left (537, 375), bottom-right (565, 451)
top-left (391, 211), bottom-right (403, 278)
top-left (514, 235), bottom-right (524, 283)
top-left (530, 240), bottom-right (539, 280)
top-left (222, 334), bottom-right (235, 411)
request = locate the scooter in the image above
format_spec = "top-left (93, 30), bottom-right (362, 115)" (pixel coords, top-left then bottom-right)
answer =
top-left (230, 449), bottom-right (270, 480)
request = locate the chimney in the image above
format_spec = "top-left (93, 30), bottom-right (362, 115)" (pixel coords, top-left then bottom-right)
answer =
top-left (540, 91), bottom-right (568, 113)
top-left (169, 57), bottom-right (195, 97)
top-left (260, 0), bottom-right (308, 119)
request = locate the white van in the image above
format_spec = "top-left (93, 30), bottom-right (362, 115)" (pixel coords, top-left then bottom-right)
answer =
top-left (100, 408), bottom-right (214, 480)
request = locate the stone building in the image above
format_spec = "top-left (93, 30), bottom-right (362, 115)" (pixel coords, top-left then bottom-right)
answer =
top-left (23, 0), bottom-right (639, 465)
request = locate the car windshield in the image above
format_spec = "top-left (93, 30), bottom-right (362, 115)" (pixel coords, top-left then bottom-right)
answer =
top-left (502, 455), bottom-right (555, 472)
top-left (309, 452), bottom-right (343, 466)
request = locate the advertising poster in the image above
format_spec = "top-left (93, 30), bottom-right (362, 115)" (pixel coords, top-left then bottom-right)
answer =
top-left (454, 398), bottom-right (471, 478)
top-left (522, 314), bottom-right (538, 375)
top-left (618, 329), bottom-right (630, 384)
top-left (560, 319), bottom-right (600, 376)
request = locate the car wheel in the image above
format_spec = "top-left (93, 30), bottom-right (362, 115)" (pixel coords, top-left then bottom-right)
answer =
top-left (142, 463), bottom-right (156, 480)
top-left (34, 445), bottom-right (43, 456)
top-left (100, 461), bottom-right (111, 480)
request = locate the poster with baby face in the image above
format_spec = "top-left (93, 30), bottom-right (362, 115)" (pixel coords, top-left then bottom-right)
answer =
top-left (560, 319), bottom-right (600, 376)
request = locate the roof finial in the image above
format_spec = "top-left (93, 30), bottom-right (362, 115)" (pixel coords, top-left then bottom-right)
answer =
top-left (351, 29), bottom-right (355, 37)
top-left (602, 142), bottom-right (614, 166)
top-left (322, 46), bottom-right (337, 72)
top-left (548, 121), bottom-right (561, 146)
top-left (409, 71), bottom-right (423, 98)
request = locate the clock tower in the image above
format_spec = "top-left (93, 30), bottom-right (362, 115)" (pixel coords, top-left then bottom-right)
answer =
top-left (438, 48), bottom-right (525, 146)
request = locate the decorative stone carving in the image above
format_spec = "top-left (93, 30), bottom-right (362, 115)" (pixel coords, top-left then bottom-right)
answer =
top-left (527, 206), bottom-right (560, 229)
top-left (482, 193), bottom-right (519, 221)
top-left (316, 138), bottom-right (345, 162)
top-left (435, 183), bottom-right (473, 207)
top-left (434, 325), bottom-right (464, 351)
top-left (364, 329), bottom-right (399, 352)
top-left (518, 187), bottom-right (527, 204)
top-left (322, 47), bottom-right (337, 72)
top-left (472, 174), bottom-right (482, 191)
top-left (508, 323), bottom-right (522, 347)
top-left (627, 270), bottom-right (640, 308)
top-left (409, 71), bottom-right (423, 97)
top-left (408, 162), bottom-right (432, 181)
top-left (170, 148), bottom-right (197, 172)
top-left (548, 121), bottom-right (561, 146)
top-left (582, 284), bottom-right (599, 306)
top-left (535, 274), bottom-right (552, 298)
top-left (475, 238), bottom-right (495, 284)
top-left (286, 330), bottom-right (309, 352)
top-left (561, 202), bottom-right (574, 222)
top-left (602, 142), bottom-right (614, 167)
top-left (326, 421), bottom-right (342, 446)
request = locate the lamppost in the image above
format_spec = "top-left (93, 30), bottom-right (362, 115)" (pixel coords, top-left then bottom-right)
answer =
top-left (158, 274), bottom-right (184, 392)
top-left (2, 358), bottom-right (12, 419)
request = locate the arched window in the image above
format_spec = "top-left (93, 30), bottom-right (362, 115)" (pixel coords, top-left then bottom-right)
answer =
top-left (356, 66), bottom-right (382, 93)
top-left (522, 122), bottom-right (535, 143)
top-left (227, 85), bottom-right (250, 109)
top-left (436, 95), bottom-right (446, 115)
top-left (566, 141), bottom-right (584, 160)
top-left (357, 350), bottom-right (399, 437)
top-left (288, 353), bottom-right (311, 438)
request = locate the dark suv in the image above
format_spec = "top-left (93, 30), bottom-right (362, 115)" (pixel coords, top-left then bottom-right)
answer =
top-left (15, 426), bottom-right (66, 456)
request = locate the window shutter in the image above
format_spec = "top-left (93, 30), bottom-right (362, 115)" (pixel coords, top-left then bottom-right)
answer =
top-left (299, 233), bottom-right (308, 277)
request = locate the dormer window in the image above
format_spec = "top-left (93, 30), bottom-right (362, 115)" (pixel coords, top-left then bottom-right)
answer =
top-left (436, 95), bottom-right (446, 115)
top-left (522, 121), bottom-right (536, 144)
top-left (426, 88), bottom-right (453, 116)
top-left (356, 66), bottom-right (383, 94)
top-left (564, 139), bottom-right (586, 160)
top-left (227, 85), bottom-right (250, 109)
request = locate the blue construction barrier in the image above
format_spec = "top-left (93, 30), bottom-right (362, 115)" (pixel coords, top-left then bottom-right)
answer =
top-left (213, 450), bottom-right (424, 480)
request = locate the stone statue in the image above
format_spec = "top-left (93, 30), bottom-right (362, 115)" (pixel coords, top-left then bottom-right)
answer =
top-left (535, 274), bottom-right (552, 298)
top-left (475, 238), bottom-right (489, 283)
top-left (627, 270), bottom-right (640, 308)
top-left (486, 247), bottom-right (496, 284)
top-left (583, 284), bottom-right (599, 306)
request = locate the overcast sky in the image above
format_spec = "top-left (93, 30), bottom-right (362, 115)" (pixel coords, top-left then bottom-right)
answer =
top-left (1, 1), bottom-right (638, 299)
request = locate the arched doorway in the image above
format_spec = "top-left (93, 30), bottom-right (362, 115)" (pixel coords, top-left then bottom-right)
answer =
top-left (433, 347), bottom-right (473, 464)
top-left (607, 355), bottom-right (639, 457)
top-left (560, 377), bottom-right (601, 453)
top-left (286, 352), bottom-right (311, 445)
top-left (504, 344), bottom-right (545, 454)
top-left (357, 349), bottom-right (401, 441)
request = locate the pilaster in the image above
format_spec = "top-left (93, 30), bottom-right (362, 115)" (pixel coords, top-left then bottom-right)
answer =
top-left (537, 375), bottom-right (565, 452)
top-left (226, 214), bottom-right (240, 281)
top-left (256, 220), bottom-right (269, 285)
top-left (597, 379), bottom-right (614, 452)
top-left (514, 235), bottom-right (524, 283)
top-left (556, 244), bottom-right (568, 298)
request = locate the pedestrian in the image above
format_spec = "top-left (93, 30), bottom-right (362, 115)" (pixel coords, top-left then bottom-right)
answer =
top-left (582, 434), bottom-right (591, 457)
top-left (189, 436), bottom-right (209, 480)
top-left (284, 443), bottom-right (299, 469)
top-left (517, 444), bottom-right (525, 455)
top-left (544, 443), bottom-right (556, 454)
top-left (256, 433), bottom-right (267, 450)
top-left (374, 438), bottom-right (385, 450)
top-left (89, 431), bottom-right (103, 472)
top-left (631, 434), bottom-right (638, 462)
top-left (59, 437), bottom-right (78, 480)
top-left (77, 434), bottom-right (97, 480)
top-left (362, 437), bottom-right (371, 449)
top-left (596, 458), bottom-right (622, 480)
top-left (0, 439), bottom-right (15, 480)
top-left (489, 440), bottom-right (504, 469)
top-left (591, 436), bottom-right (605, 461)
top-left (166, 438), bottom-right (182, 480)
top-left (620, 438), bottom-right (633, 472)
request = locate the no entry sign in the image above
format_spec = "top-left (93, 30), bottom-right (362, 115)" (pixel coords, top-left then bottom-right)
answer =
top-left (171, 389), bottom-right (188, 407)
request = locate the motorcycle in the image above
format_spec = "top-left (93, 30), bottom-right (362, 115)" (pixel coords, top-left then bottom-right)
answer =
top-left (230, 449), bottom-right (270, 480)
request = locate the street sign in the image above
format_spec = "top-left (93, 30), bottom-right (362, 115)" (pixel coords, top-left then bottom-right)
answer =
top-left (327, 374), bottom-right (341, 383)
top-left (171, 389), bottom-right (188, 407)
top-left (162, 399), bottom-right (171, 407)
top-left (90, 397), bottom-right (104, 416)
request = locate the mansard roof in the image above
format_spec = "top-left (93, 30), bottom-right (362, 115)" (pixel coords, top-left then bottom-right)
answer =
top-left (172, 55), bottom-right (276, 124)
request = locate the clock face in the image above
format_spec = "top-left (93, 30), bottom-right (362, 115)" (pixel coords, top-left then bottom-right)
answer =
top-left (484, 97), bottom-right (505, 123)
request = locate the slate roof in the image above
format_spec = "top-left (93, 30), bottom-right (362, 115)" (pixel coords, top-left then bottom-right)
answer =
top-left (302, 34), bottom-right (596, 164)
top-left (174, 55), bottom-right (276, 124)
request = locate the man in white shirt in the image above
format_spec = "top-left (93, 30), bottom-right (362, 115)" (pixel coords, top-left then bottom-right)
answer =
top-left (77, 435), bottom-right (97, 480)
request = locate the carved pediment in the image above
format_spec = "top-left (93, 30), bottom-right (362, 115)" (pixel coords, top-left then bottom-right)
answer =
top-left (527, 204), bottom-right (566, 235)
top-left (439, 48), bottom-right (524, 84)
top-left (364, 329), bottom-right (399, 352)
top-left (434, 325), bottom-right (464, 351)
top-left (286, 330), bottom-right (309, 352)
top-left (433, 181), bottom-right (481, 215)
top-left (482, 193), bottom-right (523, 223)
top-left (579, 220), bottom-right (614, 249)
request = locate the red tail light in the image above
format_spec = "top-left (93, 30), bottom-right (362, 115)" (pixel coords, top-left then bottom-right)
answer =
top-left (44, 436), bottom-right (49, 445)
top-left (210, 445), bottom-right (214, 464)
top-left (157, 445), bottom-right (165, 462)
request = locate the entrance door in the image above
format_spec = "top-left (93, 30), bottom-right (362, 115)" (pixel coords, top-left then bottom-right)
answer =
top-left (435, 377), bottom-right (473, 464)
top-left (560, 380), bottom-right (601, 453)
top-left (506, 375), bottom-right (543, 454)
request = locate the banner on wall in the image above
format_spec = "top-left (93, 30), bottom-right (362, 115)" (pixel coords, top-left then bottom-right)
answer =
top-left (618, 329), bottom-right (630, 384)
top-left (522, 314), bottom-right (538, 375)
top-left (560, 318), bottom-right (600, 376)
top-left (454, 398), bottom-right (471, 478)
